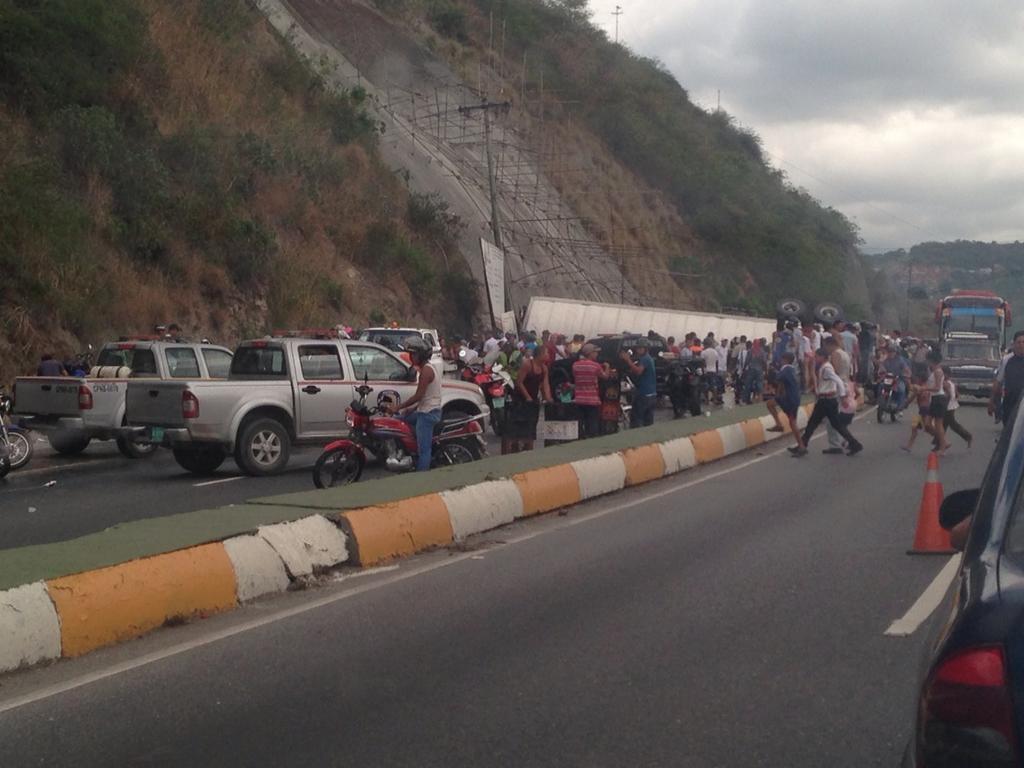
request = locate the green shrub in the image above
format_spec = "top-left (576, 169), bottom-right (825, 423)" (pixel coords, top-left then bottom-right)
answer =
top-left (223, 217), bottom-right (278, 286)
top-left (407, 192), bottom-right (463, 247)
top-left (325, 92), bottom-right (377, 144)
top-left (429, 2), bottom-right (468, 41)
top-left (369, 308), bottom-right (387, 325)
top-left (324, 280), bottom-right (345, 311)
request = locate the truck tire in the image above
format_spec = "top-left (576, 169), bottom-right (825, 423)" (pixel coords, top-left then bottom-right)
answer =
top-left (813, 302), bottom-right (844, 326)
top-left (235, 418), bottom-right (291, 476)
top-left (776, 298), bottom-right (806, 320)
top-left (49, 431), bottom-right (91, 456)
top-left (172, 447), bottom-right (227, 476)
top-left (116, 436), bottom-right (157, 459)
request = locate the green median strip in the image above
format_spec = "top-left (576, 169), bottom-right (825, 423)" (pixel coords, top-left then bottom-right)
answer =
top-left (251, 401), bottom-right (775, 510)
top-left (0, 401), bottom-right (780, 590)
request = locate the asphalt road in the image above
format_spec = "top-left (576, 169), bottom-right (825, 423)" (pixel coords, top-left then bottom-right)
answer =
top-left (0, 403), bottom-right (690, 549)
top-left (0, 406), bottom-right (997, 766)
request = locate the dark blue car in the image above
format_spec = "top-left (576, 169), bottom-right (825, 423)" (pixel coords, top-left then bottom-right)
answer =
top-left (907, 408), bottom-right (1024, 766)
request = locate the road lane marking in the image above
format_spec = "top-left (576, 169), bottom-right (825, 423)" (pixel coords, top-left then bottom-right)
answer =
top-left (885, 554), bottom-right (961, 637)
top-left (192, 477), bottom-right (245, 488)
top-left (0, 408), bottom-right (876, 713)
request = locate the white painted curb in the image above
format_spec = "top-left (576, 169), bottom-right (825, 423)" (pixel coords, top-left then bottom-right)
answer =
top-left (224, 535), bottom-right (291, 602)
top-left (441, 480), bottom-right (522, 539)
top-left (0, 582), bottom-right (61, 673)
top-left (659, 437), bottom-right (697, 475)
top-left (759, 414), bottom-right (782, 439)
top-left (719, 423), bottom-right (747, 456)
top-left (258, 515), bottom-right (349, 578)
top-left (570, 454), bottom-right (627, 500)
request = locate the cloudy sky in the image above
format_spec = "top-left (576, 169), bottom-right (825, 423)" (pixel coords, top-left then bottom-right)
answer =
top-left (587, 0), bottom-right (1024, 251)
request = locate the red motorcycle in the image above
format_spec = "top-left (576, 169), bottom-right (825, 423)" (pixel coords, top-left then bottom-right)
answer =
top-left (460, 362), bottom-right (513, 435)
top-left (312, 383), bottom-right (487, 488)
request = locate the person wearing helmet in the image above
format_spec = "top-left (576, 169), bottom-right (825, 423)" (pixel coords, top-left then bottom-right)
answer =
top-left (394, 337), bottom-right (442, 471)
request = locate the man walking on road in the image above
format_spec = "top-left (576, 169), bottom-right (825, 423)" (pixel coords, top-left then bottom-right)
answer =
top-left (777, 352), bottom-right (808, 456)
top-left (793, 346), bottom-right (863, 457)
top-left (990, 330), bottom-right (1024, 424)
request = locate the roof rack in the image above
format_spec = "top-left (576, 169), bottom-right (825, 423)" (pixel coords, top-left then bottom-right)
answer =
top-left (269, 328), bottom-right (345, 340)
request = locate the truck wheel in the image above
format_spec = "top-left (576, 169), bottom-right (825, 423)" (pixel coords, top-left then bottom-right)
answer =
top-left (172, 447), bottom-right (227, 475)
top-left (116, 436), bottom-right (157, 459)
top-left (49, 431), bottom-right (91, 456)
top-left (235, 418), bottom-right (290, 476)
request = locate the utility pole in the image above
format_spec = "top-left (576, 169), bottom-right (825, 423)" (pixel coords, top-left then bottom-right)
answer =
top-left (904, 258), bottom-right (913, 333)
top-left (612, 5), bottom-right (623, 44)
top-left (459, 98), bottom-right (513, 322)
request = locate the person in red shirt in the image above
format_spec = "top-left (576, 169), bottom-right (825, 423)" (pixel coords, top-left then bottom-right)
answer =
top-left (572, 344), bottom-right (612, 438)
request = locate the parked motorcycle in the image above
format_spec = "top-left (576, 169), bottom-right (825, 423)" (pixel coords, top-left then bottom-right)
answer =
top-left (461, 362), bottom-right (513, 435)
top-left (875, 372), bottom-right (905, 423)
top-left (0, 389), bottom-right (33, 475)
top-left (666, 358), bottom-right (704, 418)
top-left (63, 345), bottom-right (94, 377)
top-left (312, 383), bottom-right (487, 488)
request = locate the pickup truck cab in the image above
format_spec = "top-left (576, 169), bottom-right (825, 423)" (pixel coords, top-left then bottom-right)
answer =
top-left (14, 339), bottom-right (233, 458)
top-left (357, 327), bottom-right (443, 364)
top-left (124, 336), bottom-right (488, 476)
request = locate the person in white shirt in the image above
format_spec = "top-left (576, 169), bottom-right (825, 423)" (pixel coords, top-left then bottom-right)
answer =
top-left (483, 332), bottom-right (501, 356)
top-left (701, 340), bottom-right (723, 403)
top-left (940, 365), bottom-right (972, 448)
top-left (792, 343), bottom-right (863, 457)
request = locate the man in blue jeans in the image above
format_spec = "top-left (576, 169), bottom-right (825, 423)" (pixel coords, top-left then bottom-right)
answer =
top-left (621, 340), bottom-right (657, 428)
top-left (395, 340), bottom-right (442, 471)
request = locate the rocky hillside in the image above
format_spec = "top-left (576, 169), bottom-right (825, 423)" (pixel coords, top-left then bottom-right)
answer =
top-left (1, 0), bottom-right (873, 380)
top-left (0, 0), bottom-right (476, 379)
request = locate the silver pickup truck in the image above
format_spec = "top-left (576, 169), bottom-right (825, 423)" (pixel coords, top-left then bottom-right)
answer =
top-left (124, 336), bottom-right (488, 476)
top-left (14, 340), bottom-right (234, 458)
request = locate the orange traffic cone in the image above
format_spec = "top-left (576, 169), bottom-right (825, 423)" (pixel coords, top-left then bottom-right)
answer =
top-left (908, 452), bottom-right (953, 555)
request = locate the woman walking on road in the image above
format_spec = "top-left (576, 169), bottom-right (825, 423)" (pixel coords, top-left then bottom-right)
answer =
top-left (923, 351), bottom-right (951, 454)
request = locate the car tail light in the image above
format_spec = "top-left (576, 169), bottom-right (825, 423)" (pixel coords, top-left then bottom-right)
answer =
top-left (78, 385), bottom-right (93, 410)
top-left (918, 645), bottom-right (1019, 767)
top-left (181, 391), bottom-right (200, 420)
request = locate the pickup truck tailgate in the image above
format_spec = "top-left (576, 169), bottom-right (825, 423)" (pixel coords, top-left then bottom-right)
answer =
top-left (14, 377), bottom-right (84, 417)
top-left (126, 381), bottom-right (187, 427)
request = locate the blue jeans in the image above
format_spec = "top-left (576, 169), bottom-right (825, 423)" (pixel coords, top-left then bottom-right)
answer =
top-left (630, 393), bottom-right (656, 428)
top-left (405, 409), bottom-right (441, 471)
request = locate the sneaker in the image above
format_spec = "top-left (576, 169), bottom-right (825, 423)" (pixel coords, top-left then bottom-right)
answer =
top-left (822, 447), bottom-right (844, 455)
top-left (767, 426), bottom-right (785, 433)
top-left (787, 445), bottom-right (800, 453)
top-left (847, 443), bottom-right (864, 456)
top-left (789, 447), bottom-right (808, 457)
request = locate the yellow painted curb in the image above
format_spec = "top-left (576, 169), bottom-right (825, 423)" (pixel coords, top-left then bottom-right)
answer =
top-left (621, 445), bottom-right (666, 486)
top-left (513, 465), bottom-right (581, 516)
top-left (741, 418), bottom-right (765, 448)
top-left (690, 429), bottom-right (725, 464)
top-left (340, 495), bottom-right (453, 566)
top-left (46, 543), bottom-right (236, 657)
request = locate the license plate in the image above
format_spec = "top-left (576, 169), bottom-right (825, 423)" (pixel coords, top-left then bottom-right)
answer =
top-left (150, 427), bottom-right (165, 442)
top-left (492, 397), bottom-right (505, 409)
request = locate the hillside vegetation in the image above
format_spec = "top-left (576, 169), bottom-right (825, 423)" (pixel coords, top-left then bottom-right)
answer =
top-left (393, 0), bottom-right (863, 315)
top-left (0, 0), bottom-right (475, 378)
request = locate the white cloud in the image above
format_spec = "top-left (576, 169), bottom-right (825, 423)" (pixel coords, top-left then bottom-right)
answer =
top-left (587, 0), bottom-right (1024, 249)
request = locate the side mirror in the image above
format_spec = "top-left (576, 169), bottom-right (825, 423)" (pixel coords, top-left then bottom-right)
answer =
top-left (939, 488), bottom-right (979, 532)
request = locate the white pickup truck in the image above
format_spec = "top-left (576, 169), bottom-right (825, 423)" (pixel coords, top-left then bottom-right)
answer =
top-left (124, 336), bottom-right (488, 476)
top-left (14, 340), bottom-right (234, 458)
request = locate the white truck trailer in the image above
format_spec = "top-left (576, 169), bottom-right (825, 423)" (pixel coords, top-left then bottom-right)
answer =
top-left (522, 297), bottom-right (777, 343)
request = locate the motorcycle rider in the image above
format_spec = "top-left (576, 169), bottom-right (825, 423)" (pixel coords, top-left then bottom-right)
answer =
top-left (879, 345), bottom-right (912, 411)
top-left (393, 338), bottom-right (442, 471)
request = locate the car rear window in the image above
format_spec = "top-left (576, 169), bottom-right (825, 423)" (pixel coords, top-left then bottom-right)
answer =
top-left (230, 346), bottom-right (287, 378)
top-left (97, 346), bottom-right (158, 375)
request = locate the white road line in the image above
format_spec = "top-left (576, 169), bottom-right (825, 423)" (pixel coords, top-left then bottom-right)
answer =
top-left (0, 408), bottom-right (875, 713)
top-left (885, 554), bottom-right (962, 637)
top-left (192, 476), bottom-right (245, 488)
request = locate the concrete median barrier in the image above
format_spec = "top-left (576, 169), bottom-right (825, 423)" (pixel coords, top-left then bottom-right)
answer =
top-left (339, 495), bottom-right (453, 566)
top-left (224, 535), bottom-right (291, 602)
top-left (658, 437), bottom-right (697, 475)
top-left (570, 454), bottom-right (627, 499)
top-left (621, 444), bottom-right (666, 486)
top-left (0, 582), bottom-right (62, 672)
top-left (257, 516), bottom-right (349, 579)
top-left (513, 465), bottom-right (582, 516)
top-left (441, 480), bottom-right (522, 540)
top-left (2, 398), bottom-right (839, 674)
top-left (45, 544), bottom-right (237, 657)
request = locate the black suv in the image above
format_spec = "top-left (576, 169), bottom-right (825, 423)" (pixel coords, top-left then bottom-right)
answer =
top-left (586, 335), bottom-right (671, 395)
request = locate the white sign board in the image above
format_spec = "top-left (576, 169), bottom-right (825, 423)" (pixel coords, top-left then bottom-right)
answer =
top-left (541, 420), bottom-right (579, 441)
top-left (480, 239), bottom-right (505, 321)
top-left (501, 311), bottom-right (518, 335)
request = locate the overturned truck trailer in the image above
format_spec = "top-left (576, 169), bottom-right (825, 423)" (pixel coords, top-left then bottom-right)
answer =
top-left (522, 297), bottom-right (778, 342)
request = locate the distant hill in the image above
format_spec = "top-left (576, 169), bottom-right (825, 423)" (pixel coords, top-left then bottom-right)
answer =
top-left (865, 241), bottom-right (1024, 337)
